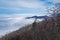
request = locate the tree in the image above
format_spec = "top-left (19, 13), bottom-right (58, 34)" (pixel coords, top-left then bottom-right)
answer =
top-left (47, 3), bottom-right (60, 40)
top-left (47, 3), bottom-right (60, 23)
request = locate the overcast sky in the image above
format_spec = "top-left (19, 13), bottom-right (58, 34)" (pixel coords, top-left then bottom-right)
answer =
top-left (0, 0), bottom-right (60, 36)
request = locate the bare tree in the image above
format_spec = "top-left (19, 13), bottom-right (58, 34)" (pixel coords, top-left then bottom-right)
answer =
top-left (46, 3), bottom-right (60, 40)
top-left (47, 3), bottom-right (60, 25)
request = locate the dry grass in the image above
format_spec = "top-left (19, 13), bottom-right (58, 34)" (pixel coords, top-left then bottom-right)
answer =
top-left (0, 13), bottom-right (60, 40)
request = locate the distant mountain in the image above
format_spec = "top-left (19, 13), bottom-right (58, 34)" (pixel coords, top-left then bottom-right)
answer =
top-left (0, 14), bottom-right (60, 40)
top-left (25, 15), bottom-right (48, 19)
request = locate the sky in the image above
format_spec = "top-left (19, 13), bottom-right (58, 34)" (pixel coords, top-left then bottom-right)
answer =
top-left (0, 0), bottom-right (60, 37)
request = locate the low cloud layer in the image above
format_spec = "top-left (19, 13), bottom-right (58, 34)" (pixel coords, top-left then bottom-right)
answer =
top-left (0, 14), bottom-right (44, 36)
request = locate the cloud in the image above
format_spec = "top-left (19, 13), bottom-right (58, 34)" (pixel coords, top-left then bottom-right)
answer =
top-left (0, 0), bottom-right (60, 14)
top-left (1, 0), bottom-right (57, 14)
top-left (0, 0), bottom-right (46, 14)
top-left (17, 1), bottom-right (44, 8)
top-left (0, 14), bottom-right (43, 36)
top-left (0, 0), bottom-right (45, 9)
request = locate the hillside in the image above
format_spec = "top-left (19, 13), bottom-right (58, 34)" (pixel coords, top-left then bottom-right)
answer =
top-left (0, 13), bottom-right (60, 40)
